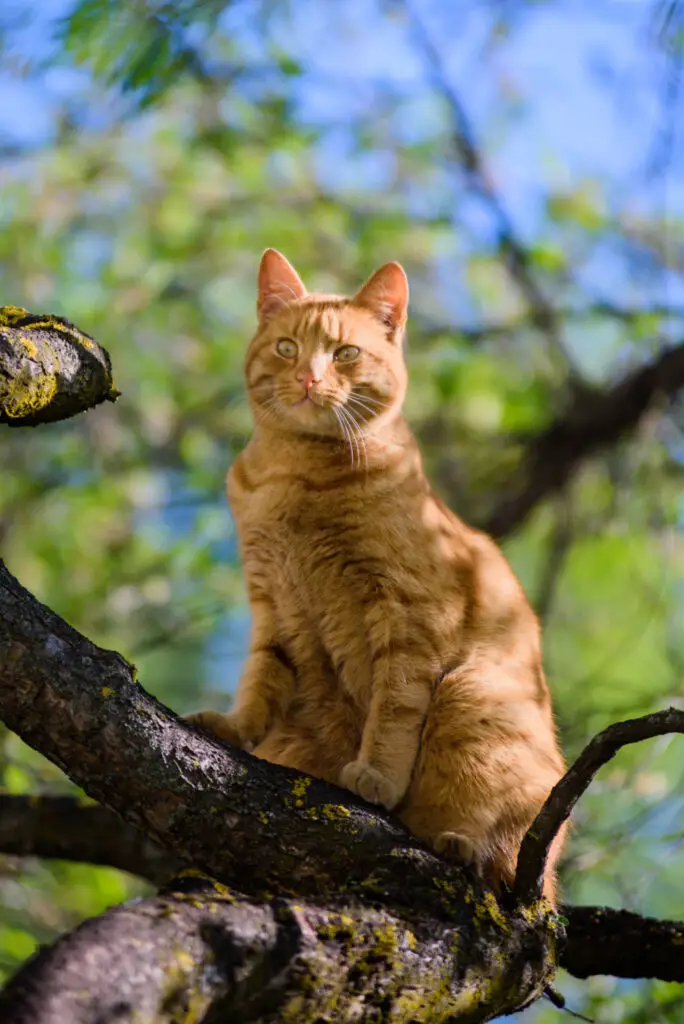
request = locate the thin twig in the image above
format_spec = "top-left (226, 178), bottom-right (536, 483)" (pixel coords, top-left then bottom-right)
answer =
top-left (405, 3), bottom-right (577, 375)
top-left (514, 707), bottom-right (684, 903)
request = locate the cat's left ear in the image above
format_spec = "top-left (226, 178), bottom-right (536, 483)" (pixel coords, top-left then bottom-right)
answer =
top-left (353, 262), bottom-right (409, 338)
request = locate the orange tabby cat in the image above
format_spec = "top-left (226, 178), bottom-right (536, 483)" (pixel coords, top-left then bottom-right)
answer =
top-left (189, 249), bottom-right (566, 900)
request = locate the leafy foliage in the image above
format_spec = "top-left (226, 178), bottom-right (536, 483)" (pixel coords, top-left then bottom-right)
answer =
top-left (1, 0), bottom-right (684, 1019)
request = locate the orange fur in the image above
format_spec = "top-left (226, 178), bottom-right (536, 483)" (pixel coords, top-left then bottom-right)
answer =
top-left (189, 249), bottom-right (567, 901)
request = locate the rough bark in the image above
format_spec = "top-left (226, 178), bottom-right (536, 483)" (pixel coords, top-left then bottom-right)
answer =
top-left (563, 905), bottom-right (684, 983)
top-left (0, 874), bottom-right (558, 1024)
top-left (0, 307), bottom-right (119, 426)
top-left (3, 796), bottom-right (683, 986)
top-left (0, 558), bottom-right (559, 1021)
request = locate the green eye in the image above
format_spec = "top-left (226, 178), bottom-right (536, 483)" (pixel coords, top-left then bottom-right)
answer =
top-left (334, 345), bottom-right (360, 363)
top-left (276, 338), bottom-right (298, 358)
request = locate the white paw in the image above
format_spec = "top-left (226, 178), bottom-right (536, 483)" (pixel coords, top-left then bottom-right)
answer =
top-left (340, 760), bottom-right (401, 810)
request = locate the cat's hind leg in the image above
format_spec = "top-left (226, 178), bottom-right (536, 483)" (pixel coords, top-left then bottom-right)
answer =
top-left (399, 666), bottom-right (565, 901)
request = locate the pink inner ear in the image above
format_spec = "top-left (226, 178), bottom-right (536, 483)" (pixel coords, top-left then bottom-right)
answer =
top-left (353, 262), bottom-right (408, 331)
top-left (257, 249), bottom-right (307, 321)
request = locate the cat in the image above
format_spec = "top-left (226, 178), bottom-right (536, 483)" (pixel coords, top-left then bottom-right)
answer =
top-left (188, 248), bottom-right (567, 901)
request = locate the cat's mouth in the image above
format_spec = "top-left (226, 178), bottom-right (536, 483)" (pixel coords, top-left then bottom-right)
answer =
top-left (291, 390), bottom-right (328, 410)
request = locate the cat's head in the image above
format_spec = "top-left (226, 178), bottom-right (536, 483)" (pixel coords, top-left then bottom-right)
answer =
top-left (244, 249), bottom-right (409, 439)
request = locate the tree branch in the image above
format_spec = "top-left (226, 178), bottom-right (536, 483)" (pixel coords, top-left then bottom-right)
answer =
top-left (1, 797), bottom-right (680, 986)
top-left (3, 559), bottom-right (684, 1018)
top-left (0, 794), bottom-right (180, 884)
top-left (563, 905), bottom-right (684, 983)
top-left (514, 707), bottom-right (684, 904)
top-left (0, 874), bottom-right (556, 1024)
top-left (486, 341), bottom-right (684, 538)
top-left (406, 5), bottom-right (575, 374)
top-left (0, 307), bottom-right (119, 426)
top-left (0, 560), bottom-right (439, 907)
top-left (0, 558), bottom-right (561, 1019)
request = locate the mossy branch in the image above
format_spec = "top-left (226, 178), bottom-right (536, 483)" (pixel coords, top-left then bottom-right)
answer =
top-left (5, 796), bottom-right (684, 988)
top-left (0, 873), bottom-right (559, 1024)
top-left (0, 558), bottom-right (560, 1021)
top-left (4, 556), bottom-right (684, 1018)
top-left (0, 307), bottom-right (119, 426)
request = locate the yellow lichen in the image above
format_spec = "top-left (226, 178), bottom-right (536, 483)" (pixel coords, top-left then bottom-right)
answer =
top-left (174, 950), bottom-right (196, 972)
top-left (371, 923), bottom-right (400, 959)
top-left (475, 890), bottom-right (510, 932)
top-left (1, 367), bottom-right (58, 419)
top-left (316, 913), bottom-right (357, 942)
top-left (21, 336), bottom-right (39, 359)
top-left (291, 776), bottom-right (312, 807)
top-left (321, 803), bottom-right (351, 821)
top-left (0, 306), bottom-right (118, 420)
top-left (101, 686), bottom-right (113, 697)
top-left (0, 305), bottom-right (29, 325)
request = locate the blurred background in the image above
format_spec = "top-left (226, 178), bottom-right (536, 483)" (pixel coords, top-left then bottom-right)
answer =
top-left (1, 0), bottom-right (684, 1019)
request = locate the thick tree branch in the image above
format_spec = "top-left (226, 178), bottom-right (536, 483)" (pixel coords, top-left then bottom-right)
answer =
top-left (0, 560), bottom-right (448, 908)
top-left (514, 707), bottom-right (684, 904)
top-left (486, 341), bottom-right (684, 538)
top-left (0, 558), bottom-right (560, 1020)
top-left (3, 798), bottom-right (682, 987)
top-left (0, 794), bottom-right (180, 884)
top-left (563, 905), bottom-right (684, 983)
top-left (0, 874), bottom-right (554, 1024)
top-left (3, 558), bottom-right (684, 1020)
top-left (0, 307), bottom-right (119, 426)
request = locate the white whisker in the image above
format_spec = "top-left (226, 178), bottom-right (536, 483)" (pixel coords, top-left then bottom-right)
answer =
top-left (350, 389), bottom-right (391, 410)
top-left (254, 396), bottom-right (281, 430)
top-left (333, 406), bottom-right (355, 468)
top-left (346, 394), bottom-right (380, 420)
top-left (339, 404), bottom-right (367, 473)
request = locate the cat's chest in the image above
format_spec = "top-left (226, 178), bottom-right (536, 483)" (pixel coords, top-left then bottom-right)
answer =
top-left (235, 472), bottom-right (401, 584)
top-left (240, 480), bottom-right (361, 558)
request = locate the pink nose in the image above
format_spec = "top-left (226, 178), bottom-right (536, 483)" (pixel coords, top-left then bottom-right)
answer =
top-left (296, 370), bottom-right (320, 390)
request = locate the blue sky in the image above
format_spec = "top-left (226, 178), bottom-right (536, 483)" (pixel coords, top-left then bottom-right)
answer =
top-left (1, 0), bottom-right (681, 205)
top-left (1, 7), bottom-right (682, 1018)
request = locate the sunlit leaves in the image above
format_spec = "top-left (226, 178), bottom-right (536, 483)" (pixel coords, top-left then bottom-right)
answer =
top-left (1, 3), bottom-right (683, 1020)
top-left (61, 0), bottom-right (229, 106)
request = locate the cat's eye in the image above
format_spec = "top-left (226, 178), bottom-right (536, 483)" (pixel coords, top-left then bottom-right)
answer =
top-left (334, 345), bottom-right (360, 363)
top-left (276, 338), bottom-right (298, 359)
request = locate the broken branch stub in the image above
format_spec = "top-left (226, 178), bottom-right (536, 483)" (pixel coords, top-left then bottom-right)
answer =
top-left (0, 306), bottom-right (119, 426)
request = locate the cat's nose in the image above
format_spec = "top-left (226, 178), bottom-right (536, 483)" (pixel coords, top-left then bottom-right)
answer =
top-left (296, 370), bottom-right (321, 390)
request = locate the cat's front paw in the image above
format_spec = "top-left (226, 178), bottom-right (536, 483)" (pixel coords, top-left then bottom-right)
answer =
top-left (340, 760), bottom-right (401, 810)
top-left (185, 710), bottom-right (261, 751)
top-left (433, 831), bottom-right (484, 876)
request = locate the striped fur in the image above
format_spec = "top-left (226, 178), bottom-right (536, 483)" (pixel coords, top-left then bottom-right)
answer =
top-left (189, 251), bottom-right (566, 901)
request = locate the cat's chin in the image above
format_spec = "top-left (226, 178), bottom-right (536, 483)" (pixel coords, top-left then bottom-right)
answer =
top-left (281, 399), bottom-right (338, 436)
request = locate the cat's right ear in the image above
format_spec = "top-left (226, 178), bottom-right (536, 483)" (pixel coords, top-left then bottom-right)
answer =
top-left (352, 262), bottom-right (408, 339)
top-left (257, 249), bottom-right (307, 322)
